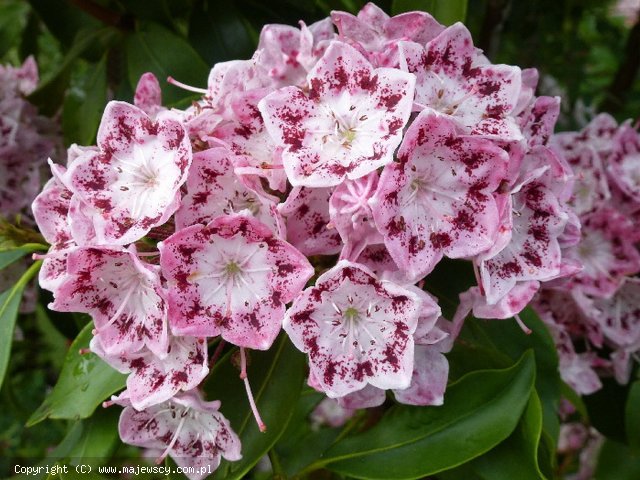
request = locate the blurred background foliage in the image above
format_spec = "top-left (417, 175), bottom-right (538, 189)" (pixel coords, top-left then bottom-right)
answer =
top-left (0, 0), bottom-right (638, 479)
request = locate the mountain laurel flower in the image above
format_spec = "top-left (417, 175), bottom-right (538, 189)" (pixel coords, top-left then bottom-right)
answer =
top-left (67, 101), bottom-right (192, 245)
top-left (160, 213), bottom-right (314, 350)
top-left (283, 261), bottom-right (422, 397)
top-left (259, 40), bottom-right (415, 187)
top-left (114, 390), bottom-right (241, 480)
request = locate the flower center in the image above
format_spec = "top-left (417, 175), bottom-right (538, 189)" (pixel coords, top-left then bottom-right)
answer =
top-left (343, 306), bottom-right (361, 322)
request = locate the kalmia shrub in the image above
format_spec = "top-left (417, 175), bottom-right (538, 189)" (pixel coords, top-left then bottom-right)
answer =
top-left (30, 3), bottom-right (599, 477)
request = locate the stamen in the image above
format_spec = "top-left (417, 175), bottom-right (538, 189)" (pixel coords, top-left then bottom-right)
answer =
top-left (240, 347), bottom-right (267, 432)
top-left (156, 411), bottom-right (188, 464)
top-left (514, 313), bottom-right (532, 335)
top-left (209, 340), bottom-right (226, 369)
top-left (167, 76), bottom-right (208, 95)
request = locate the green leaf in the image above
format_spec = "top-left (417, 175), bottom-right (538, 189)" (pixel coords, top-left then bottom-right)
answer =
top-left (62, 56), bottom-right (108, 146)
top-left (189, 0), bottom-right (256, 66)
top-left (27, 0), bottom-right (100, 48)
top-left (471, 392), bottom-right (546, 480)
top-left (0, 244), bottom-right (47, 270)
top-left (27, 323), bottom-right (126, 426)
top-left (477, 308), bottom-right (561, 445)
top-left (207, 335), bottom-right (306, 480)
top-left (125, 22), bottom-right (210, 106)
top-left (0, 260), bottom-right (41, 389)
top-left (28, 27), bottom-right (117, 116)
top-left (392, 0), bottom-right (467, 25)
top-left (626, 380), bottom-right (640, 452)
top-left (310, 351), bottom-right (535, 479)
top-left (0, 0), bottom-right (29, 58)
top-left (595, 439), bottom-right (640, 480)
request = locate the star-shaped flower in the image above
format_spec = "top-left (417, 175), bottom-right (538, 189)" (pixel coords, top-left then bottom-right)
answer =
top-left (51, 246), bottom-right (169, 358)
top-left (283, 261), bottom-right (421, 397)
top-left (259, 40), bottom-right (415, 187)
top-left (175, 147), bottom-right (280, 233)
top-left (115, 390), bottom-right (241, 480)
top-left (396, 23), bottom-right (523, 140)
top-left (371, 111), bottom-right (507, 280)
top-left (331, 2), bottom-right (443, 54)
top-left (92, 335), bottom-right (208, 410)
top-left (67, 101), bottom-right (191, 245)
top-left (278, 186), bottom-right (342, 256)
top-left (160, 213), bottom-right (314, 350)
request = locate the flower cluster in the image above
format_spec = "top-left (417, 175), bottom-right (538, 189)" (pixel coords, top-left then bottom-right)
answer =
top-left (532, 114), bottom-right (640, 395)
top-left (1, 57), bottom-right (59, 221)
top-left (32, 3), bottom-right (579, 476)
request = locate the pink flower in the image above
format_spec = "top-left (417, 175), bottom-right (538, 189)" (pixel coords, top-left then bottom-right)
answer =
top-left (608, 123), bottom-right (640, 204)
top-left (329, 171), bottom-right (382, 261)
top-left (160, 213), bottom-right (313, 350)
top-left (175, 147), bottom-right (281, 233)
top-left (564, 208), bottom-right (640, 298)
top-left (331, 2), bottom-right (443, 54)
top-left (259, 41), bottom-right (415, 187)
top-left (371, 112), bottom-right (507, 280)
top-left (93, 335), bottom-right (208, 410)
top-left (134, 72), bottom-right (163, 118)
top-left (278, 186), bottom-right (342, 256)
top-left (396, 23), bottom-right (523, 140)
top-left (115, 390), bottom-right (241, 480)
top-left (51, 246), bottom-right (169, 358)
top-left (67, 101), bottom-right (191, 245)
top-left (283, 261), bottom-right (421, 397)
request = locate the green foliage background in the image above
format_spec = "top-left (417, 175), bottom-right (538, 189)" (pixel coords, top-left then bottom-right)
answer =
top-left (0, 0), bottom-right (638, 479)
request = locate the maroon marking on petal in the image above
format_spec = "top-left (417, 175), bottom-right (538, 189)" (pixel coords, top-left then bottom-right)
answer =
top-left (484, 104), bottom-right (507, 119)
top-left (358, 73), bottom-right (378, 92)
top-left (522, 247), bottom-right (542, 268)
top-left (292, 309), bottom-right (314, 324)
top-left (408, 236), bottom-right (426, 254)
top-left (388, 118), bottom-right (404, 135)
top-left (309, 78), bottom-right (324, 101)
top-left (323, 360), bottom-right (338, 386)
top-left (478, 80), bottom-right (500, 96)
top-left (500, 261), bottom-right (522, 277)
top-left (234, 125), bottom-right (253, 139)
top-left (453, 210), bottom-right (475, 231)
top-left (386, 216), bottom-right (406, 237)
top-left (378, 93), bottom-right (402, 111)
top-left (430, 231), bottom-right (452, 249)
top-left (130, 357), bottom-right (147, 370)
top-left (171, 371), bottom-right (188, 385)
top-left (354, 361), bottom-right (373, 381)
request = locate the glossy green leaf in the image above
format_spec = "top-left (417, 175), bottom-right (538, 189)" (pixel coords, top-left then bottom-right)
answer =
top-left (0, 0), bottom-right (29, 58)
top-left (0, 244), bottom-right (46, 270)
top-left (208, 335), bottom-right (306, 480)
top-left (62, 55), bottom-right (107, 146)
top-left (0, 260), bottom-right (41, 389)
top-left (626, 380), bottom-right (640, 452)
top-left (188, 0), bottom-right (256, 66)
top-left (595, 439), bottom-right (640, 480)
top-left (392, 0), bottom-right (467, 25)
top-left (584, 377), bottom-right (629, 443)
top-left (471, 392), bottom-right (546, 480)
top-left (310, 351), bottom-right (535, 479)
top-left (27, 0), bottom-right (100, 48)
top-left (276, 390), bottom-right (342, 476)
top-left (125, 22), bottom-right (209, 106)
top-left (28, 27), bottom-right (117, 116)
top-left (51, 407), bottom-right (120, 462)
top-left (479, 308), bottom-right (561, 444)
top-left (27, 323), bottom-right (126, 426)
